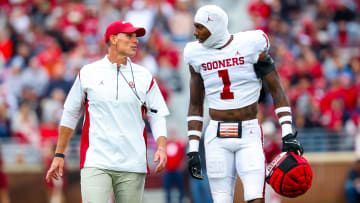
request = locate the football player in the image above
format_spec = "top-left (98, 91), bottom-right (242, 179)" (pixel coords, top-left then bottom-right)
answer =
top-left (184, 5), bottom-right (303, 203)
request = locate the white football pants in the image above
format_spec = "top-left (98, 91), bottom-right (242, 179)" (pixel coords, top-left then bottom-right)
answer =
top-left (204, 119), bottom-right (265, 202)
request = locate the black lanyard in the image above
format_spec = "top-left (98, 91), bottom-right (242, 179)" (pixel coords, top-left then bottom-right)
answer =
top-left (118, 60), bottom-right (158, 113)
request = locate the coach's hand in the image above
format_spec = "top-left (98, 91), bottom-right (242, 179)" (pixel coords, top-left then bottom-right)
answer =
top-left (282, 131), bottom-right (304, 156)
top-left (154, 147), bottom-right (167, 173)
top-left (187, 152), bottom-right (204, 180)
top-left (46, 157), bottom-right (65, 183)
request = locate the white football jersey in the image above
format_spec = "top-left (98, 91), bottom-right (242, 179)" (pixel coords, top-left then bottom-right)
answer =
top-left (184, 30), bottom-right (270, 110)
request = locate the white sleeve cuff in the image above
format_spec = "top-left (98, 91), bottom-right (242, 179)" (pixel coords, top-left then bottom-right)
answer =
top-left (149, 115), bottom-right (167, 141)
top-left (59, 110), bottom-right (82, 130)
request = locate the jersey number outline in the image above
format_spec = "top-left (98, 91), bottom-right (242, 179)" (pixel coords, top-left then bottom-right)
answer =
top-left (218, 69), bottom-right (234, 100)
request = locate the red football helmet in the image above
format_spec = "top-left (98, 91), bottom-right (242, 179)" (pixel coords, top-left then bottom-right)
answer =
top-left (266, 152), bottom-right (313, 198)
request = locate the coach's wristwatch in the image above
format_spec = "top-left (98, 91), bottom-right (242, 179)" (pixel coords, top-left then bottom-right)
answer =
top-left (54, 153), bottom-right (65, 158)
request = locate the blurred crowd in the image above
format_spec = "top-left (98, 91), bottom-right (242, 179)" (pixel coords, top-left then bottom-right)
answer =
top-left (248, 0), bottom-right (360, 135)
top-left (0, 0), bottom-right (197, 148)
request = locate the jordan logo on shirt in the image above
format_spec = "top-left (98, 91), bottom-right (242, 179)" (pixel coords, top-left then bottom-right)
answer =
top-left (235, 51), bottom-right (241, 55)
top-left (99, 80), bottom-right (104, 85)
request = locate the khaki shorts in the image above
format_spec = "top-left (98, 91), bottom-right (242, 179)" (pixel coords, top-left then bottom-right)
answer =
top-left (81, 167), bottom-right (146, 203)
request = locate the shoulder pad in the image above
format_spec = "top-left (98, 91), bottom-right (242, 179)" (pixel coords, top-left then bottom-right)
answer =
top-left (253, 55), bottom-right (275, 79)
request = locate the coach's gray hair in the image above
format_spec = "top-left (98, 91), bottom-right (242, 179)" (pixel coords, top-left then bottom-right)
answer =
top-left (194, 5), bottom-right (230, 49)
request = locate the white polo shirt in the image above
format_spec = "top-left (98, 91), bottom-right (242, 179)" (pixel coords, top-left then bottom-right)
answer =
top-left (60, 56), bottom-right (169, 173)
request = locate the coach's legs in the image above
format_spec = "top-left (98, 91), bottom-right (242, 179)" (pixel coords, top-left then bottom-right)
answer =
top-left (81, 167), bottom-right (112, 203)
top-left (112, 171), bottom-right (146, 203)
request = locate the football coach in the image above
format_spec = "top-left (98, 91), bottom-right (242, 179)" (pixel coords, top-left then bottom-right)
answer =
top-left (46, 20), bottom-right (170, 203)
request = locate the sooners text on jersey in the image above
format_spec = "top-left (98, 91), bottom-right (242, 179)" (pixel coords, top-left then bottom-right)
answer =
top-left (184, 30), bottom-right (270, 110)
top-left (201, 57), bottom-right (245, 71)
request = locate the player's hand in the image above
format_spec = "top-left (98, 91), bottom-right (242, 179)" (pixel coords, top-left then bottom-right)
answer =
top-left (45, 157), bottom-right (65, 183)
top-left (154, 147), bottom-right (167, 173)
top-left (187, 152), bottom-right (204, 180)
top-left (282, 131), bottom-right (304, 156)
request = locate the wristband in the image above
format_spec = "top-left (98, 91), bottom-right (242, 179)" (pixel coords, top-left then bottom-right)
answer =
top-left (281, 123), bottom-right (293, 137)
top-left (187, 116), bottom-right (203, 122)
top-left (188, 130), bottom-right (202, 138)
top-left (55, 153), bottom-right (65, 158)
top-left (278, 115), bottom-right (292, 125)
top-left (189, 139), bottom-right (200, 152)
top-left (275, 106), bottom-right (291, 114)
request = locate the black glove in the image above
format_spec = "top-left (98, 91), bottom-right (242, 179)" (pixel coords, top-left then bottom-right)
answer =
top-left (282, 131), bottom-right (304, 156)
top-left (187, 152), bottom-right (204, 180)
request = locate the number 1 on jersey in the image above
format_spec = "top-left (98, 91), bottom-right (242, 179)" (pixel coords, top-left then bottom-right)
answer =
top-left (218, 69), bottom-right (234, 100)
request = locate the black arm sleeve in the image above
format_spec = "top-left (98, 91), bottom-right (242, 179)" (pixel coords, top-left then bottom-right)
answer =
top-left (254, 55), bottom-right (276, 79)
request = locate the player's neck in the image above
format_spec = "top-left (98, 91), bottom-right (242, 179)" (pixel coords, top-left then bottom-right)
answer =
top-left (216, 35), bottom-right (233, 50)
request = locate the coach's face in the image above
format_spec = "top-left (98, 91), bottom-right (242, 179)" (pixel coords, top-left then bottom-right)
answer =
top-left (111, 32), bottom-right (138, 57)
top-left (193, 23), bottom-right (211, 43)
